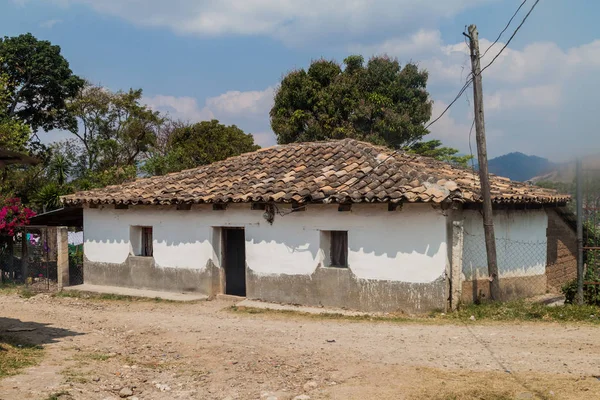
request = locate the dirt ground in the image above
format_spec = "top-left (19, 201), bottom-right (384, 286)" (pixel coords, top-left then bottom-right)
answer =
top-left (1, 294), bottom-right (599, 400)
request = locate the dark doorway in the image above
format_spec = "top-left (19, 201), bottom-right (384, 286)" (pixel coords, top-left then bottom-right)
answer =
top-left (223, 228), bottom-right (246, 296)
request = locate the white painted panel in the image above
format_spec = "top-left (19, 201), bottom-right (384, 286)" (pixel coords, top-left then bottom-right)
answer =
top-left (84, 203), bottom-right (448, 283)
top-left (462, 209), bottom-right (548, 279)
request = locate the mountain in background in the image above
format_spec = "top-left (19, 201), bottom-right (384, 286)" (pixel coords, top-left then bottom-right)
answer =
top-left (487, 152), bottom-right (556, 182)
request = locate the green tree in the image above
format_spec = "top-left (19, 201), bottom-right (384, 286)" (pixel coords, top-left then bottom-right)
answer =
top-left (48, 153), bottom-right (70, 186)
top-left (408, 140), bottom-right (472, 168)
top-left (68, 83), bottom-right (162, 174)
top-left (271, 55), bottom-right (469, 164)
top-left (143, 120), bottom-right (260, 176)
top-left (0, 33), bottom-right (84, 132)
top-left (0, 73), bottom-right (29, 152)
top-left (271, 55), bottom-right (432, 148)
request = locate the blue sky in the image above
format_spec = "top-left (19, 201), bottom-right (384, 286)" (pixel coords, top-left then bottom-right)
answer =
top-left (2, 0), bottom-right (599, 160)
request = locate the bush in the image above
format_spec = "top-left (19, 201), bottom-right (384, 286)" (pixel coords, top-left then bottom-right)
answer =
top-left (562, 277), bottom-right (600, 306)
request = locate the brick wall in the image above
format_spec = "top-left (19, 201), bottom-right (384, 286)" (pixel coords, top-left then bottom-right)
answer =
top-left (546, 208), bottom-right (577, 292)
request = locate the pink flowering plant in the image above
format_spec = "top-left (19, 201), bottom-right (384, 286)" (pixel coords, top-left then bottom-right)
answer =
top-left (0, 198), bottom-right (36, 236)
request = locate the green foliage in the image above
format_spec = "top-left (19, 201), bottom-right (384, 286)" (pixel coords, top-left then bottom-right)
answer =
top-left (81, 165), bottom-right (137, 189)
top-left (408, 140), bottom-right (473, 168)
top-left (271, 55), bottom-right (432, 149)
top-left (48, 154), bottom-right (70, 186)
top-left (68, 243), bottom-right (83, 269)
top-left (0, 33), bottom-right (84, 132)
top-left (67, 83), bottom-right (162, 174)
top-left (271, 54), bottom-right (466, 163)
top-left (34, 182), bottom-right (73, 212)
top-left (143, 120), bottom-right (260, 176)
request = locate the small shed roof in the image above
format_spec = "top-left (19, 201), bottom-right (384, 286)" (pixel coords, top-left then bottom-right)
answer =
top-left (29, 207), bottom-right (83, 228)
top-left (62, 139), bottom-right (569, 207)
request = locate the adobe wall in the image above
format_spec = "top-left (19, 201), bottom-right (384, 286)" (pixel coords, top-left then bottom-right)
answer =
top-left (82, 203), bottom-right (450, 313)
top-left (545, 208), bottom-right (577, 292)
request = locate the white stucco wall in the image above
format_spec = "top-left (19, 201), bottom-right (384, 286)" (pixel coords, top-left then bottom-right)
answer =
top-left (462, 209), bottom-right (548, 279)
top-left (84, 203), bottom-right (448, 283)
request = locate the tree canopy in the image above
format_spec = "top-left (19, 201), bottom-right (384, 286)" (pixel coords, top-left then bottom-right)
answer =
top-left (0, 33), bottom-right (84, 132)
top-left (67, 83), bottom-right (162, 174)
top-left (270, 55), bottom-right (471, 167)
top-left (271, 55), bottom-right (431, 148)
top-left (142, 120), bottom-right (260, 176)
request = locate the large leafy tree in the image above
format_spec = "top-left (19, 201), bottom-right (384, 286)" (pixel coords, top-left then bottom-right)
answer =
top-left (0, 33), bottom-right (84, 132)
top-left (143, 120), bottom-right (260, 176)
top-left (0, 73), bottom-right (29, 153)
top-left (67, 83), bottom-right (162, 173)
top-left (271, 55), bottom-right (470, 166)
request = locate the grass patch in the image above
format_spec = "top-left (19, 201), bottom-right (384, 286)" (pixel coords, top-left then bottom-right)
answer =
top-left (0, 282), bottom-right (22, 295)
top-left (0, 335), bottom-right (44, 379)
top-left (61, 367), bottom-right (89, 384)
top-left (44, 391), bottom-right (70, 400)
top-left (53, 290), bottom-right (175, 303)
top-left (446, 300), bottom-right (600, 324)
top-left (230, 301), bottom-right (600, 325)
top-left (230, 305), bottom-right (414, 323)
top-left (73, 351), bottom-right (114, 362)
top-left (0, 283), bottom-right (37, 299)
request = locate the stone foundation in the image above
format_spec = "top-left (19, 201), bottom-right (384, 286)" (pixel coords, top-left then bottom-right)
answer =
top-left (247, 264), bottom-right (447, 314)
top-left (83, 256), bottom-right (221, 295)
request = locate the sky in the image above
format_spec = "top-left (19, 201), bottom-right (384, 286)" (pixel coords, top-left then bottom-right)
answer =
top-left (2, 0), bottom-right (599, 161)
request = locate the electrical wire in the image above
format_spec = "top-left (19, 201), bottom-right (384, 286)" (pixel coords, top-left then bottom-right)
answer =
top-left (427, 0), bottom-right (540, 131)
top-left (478, 0), bottom-right (540, 76)
top-left (479, 0), bottom-right (528, 60)
top-left (425, 78), bottom-right (473, 130)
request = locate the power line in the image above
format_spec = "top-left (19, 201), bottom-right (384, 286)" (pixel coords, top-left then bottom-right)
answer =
top-left (479, 0), bottom-right (540, 76)
top-left (480, 0), bottom-right (528, 60)
top-left (425, 77), bottom-right (473, 130)
top-left (426, 0), bottom-right (540, 131)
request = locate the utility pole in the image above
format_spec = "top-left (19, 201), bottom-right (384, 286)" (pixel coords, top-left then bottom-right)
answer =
top-left (467, 24), bottom-right (501, 301)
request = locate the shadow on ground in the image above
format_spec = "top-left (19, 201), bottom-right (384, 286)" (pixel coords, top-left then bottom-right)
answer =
top-left (0, 317), bottom-right (83, 346)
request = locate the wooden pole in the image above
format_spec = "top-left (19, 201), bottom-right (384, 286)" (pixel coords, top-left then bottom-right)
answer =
top-left (467, 25), bottom-right (501, 301)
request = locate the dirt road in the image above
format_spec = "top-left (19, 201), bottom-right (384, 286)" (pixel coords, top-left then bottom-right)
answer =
top-left (1, 294), bottom-right (599, 400)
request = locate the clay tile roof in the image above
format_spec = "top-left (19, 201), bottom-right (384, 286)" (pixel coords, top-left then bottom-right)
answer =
top-left (62, 139), bottom-right (570, 206)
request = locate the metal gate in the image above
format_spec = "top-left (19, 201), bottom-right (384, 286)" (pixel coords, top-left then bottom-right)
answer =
top-left (0, 228), bottom-right (58, 292)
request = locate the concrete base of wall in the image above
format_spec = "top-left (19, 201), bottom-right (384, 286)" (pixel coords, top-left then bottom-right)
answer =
top-left (84, 257), bottom-right (447, 313)
top-left (460, 274), bottom-right (547, 303)
top-left (84, 256), bottom-right (221, 295)
top-left (247, 264), bottom-right (447, 314)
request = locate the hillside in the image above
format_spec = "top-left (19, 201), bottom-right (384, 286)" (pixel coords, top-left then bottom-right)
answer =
top-left (487, 152), bottom-right (555, 182)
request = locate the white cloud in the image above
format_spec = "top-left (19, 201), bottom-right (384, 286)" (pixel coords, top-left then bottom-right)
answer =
top-left (39, 19), bottom-right (63, 28)
top-left (19, 0), bottom-right (492, 44)
top-left (252, 131), bottom-right (277, 147)
top-left (350, 30), bottom-right (443, 59)
top-left (143, 86), bottom-right (276, 147)
top-left (142, 95), bottom-right (214, 122)
top-left (427, 100), bottom-right (474, 151)
top-left (486, 84), bottom-right (562, 112)
top-left (206, 87), bottom-right (275, 118)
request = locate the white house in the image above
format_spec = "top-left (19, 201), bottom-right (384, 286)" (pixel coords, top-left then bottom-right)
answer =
top-left (62, 139), bottom-right (573, 312)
